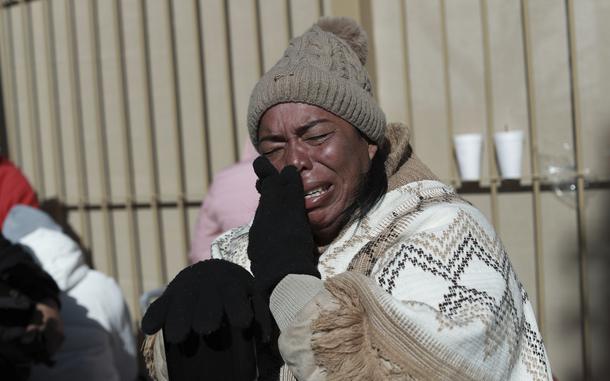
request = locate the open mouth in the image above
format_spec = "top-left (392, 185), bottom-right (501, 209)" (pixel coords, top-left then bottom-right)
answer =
top-left (304, 185), bottom-right (331, 200)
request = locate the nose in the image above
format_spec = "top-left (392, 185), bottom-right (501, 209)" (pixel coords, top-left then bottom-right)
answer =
top-left (284, 141), bottom-right (312, 172)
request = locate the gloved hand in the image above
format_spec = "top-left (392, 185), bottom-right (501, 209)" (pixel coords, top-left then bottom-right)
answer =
top-left (248, 156), bottom-right (320, 295)
top-left (0, 283), bottom-right (56, 366)
top-left (141, 259), bottom-right (272, 344)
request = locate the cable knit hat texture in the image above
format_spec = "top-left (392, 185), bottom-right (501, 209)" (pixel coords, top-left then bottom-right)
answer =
top-left (247, 17), bottom-right (386, 146)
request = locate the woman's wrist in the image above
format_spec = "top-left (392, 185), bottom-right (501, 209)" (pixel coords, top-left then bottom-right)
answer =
top-left (270, 274), bottom-right (324, 331)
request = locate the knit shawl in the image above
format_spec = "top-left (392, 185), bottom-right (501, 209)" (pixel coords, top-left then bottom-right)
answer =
top-left (211, 123), bottom-right (552, 380)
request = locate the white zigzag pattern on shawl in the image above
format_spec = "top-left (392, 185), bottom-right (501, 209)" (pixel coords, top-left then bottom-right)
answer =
top-left (374, 208), bottom-right (548, 380)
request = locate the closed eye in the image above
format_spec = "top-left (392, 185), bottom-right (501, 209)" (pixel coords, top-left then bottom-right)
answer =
top-left (262, 147), bottom-right (283, 156)
top-left (305, 131), bottom-right (333, 144)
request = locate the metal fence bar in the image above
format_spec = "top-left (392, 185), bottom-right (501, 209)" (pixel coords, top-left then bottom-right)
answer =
top-left (222, 0), bottom-right (239, 162)
top-left (51, 179), bottom-right (609, 210)
top-left (0, 6), bottom-right (19, 162)
top-left (359, 0), bottom-right (377, 98)
top-left (19, 0), bottom-right (44, 197)
top-left (4, 11), bottom-right (21, 164)
top-left (254, 0), bottom-right (265, 75)
top-left (439, 0), bottom-right (459, 188)
top-left (191, 0), bottom-right (211, 188)
top-left (137, 0), bottom-right (166, 285)
top-left (4, 10), bottom-right (20, 164)
top-left (479, 0), bottom-right (499, 228)
top-left (286, 0), bottom-right (294, 39)
top-left (65, 0), bottom-right (93, 252)
top-left (163, 0), bottom-right (189, 263)
top-left (519, 0), bottom-right (545, 337)
top-left (42, 0), bottom-right (66, 201)
top-left (0, 10), bottom-right (9, 154)
top-left (399, 0), bottom-right (415, 149)
top-left (565, 0), bottom-right (590, 379)
top-left (88, 0), bottom-right (118, 278)
top-left (111, 0), bottom-right (143, 318)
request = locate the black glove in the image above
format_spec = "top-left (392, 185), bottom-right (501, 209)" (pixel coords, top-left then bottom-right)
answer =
top-left (0, 282), bottom-right (54, 367)
top-left (164, 323), bottom-right (259, 381)
top-left (141, 259), bottom-right (272, 344)
top-left (248, 156), bottom-right (320, 295)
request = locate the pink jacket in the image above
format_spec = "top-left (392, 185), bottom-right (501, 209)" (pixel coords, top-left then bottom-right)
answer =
top-left (189, 143), bottom-right (259, 263)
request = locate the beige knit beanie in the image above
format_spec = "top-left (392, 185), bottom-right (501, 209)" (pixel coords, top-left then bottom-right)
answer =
top-left (247, 17), bottom-right (386, 146)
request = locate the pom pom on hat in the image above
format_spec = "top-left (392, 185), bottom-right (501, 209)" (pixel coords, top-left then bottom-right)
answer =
top-left (316, 16), bottom-right (368, 65)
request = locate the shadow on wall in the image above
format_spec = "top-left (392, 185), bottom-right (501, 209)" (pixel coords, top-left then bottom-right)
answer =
top-left (562, 128), bottom-right (610, 381)
top-left (588, 128), bottom-right (610, 381)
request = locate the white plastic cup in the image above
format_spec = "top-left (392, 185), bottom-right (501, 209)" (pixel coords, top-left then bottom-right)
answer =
top-left (494, 130), bottom-right (524, 179)
top-left (454, 133), bottom-right (483, 181)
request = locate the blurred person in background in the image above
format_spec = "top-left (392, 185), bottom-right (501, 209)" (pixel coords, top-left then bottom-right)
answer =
top-left (189, 141), bottom-right (259, 263)
top-left (0, 155), bottom-right (38, 229)
top-left (0, 233), bottom-right (63, 381)
top-left (142, 16), bottom-right (552, 381)
top-left (4, 205), bottom-right (138, 381)
top-left (0, 154), bottom-right (62, 380)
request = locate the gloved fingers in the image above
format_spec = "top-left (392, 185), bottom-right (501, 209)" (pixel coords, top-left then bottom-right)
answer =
top-left (222, 283), bottom-right (253, 329)
top-left (253, 155), bottom-right (278, 181)
top-left (251, 291), bottom-right (272, 343)
top-left (163, 290), bottom-right (195, 343)
top-left (279, 165), bottom-right (302, 186)
top-left (229, 262), bottom-right (257, 284)
top-left (192, 287), bottom-right (223, 335)
top-left (141, 294), bottom-right (170, 335)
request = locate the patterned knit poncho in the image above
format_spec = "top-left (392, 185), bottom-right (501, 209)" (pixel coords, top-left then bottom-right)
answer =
top-left (211, 123), bottom-right (553, 380)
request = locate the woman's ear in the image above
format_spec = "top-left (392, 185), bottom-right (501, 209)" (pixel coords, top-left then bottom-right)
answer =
top-left (368, 144), bottom-right (378, 160)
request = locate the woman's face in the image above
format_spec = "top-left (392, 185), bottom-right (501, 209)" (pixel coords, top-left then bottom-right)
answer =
top-left (258, 103), bottom-right (377, 244)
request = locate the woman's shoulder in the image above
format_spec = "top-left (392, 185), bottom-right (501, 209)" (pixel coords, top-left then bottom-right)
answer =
top-left (210, 223), bottom-right (252, 271)
top-left (388, 180), bottom-right (492, 235)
